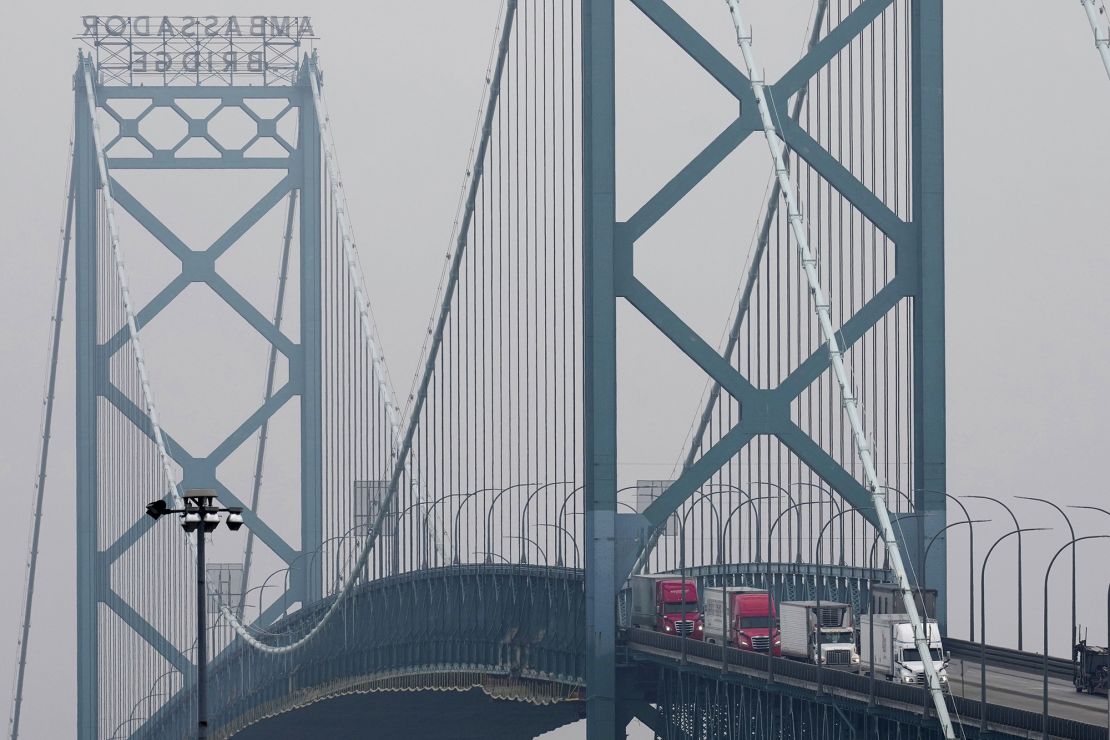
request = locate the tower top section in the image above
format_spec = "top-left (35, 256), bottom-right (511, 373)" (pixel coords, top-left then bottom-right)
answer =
top-left (77, 15), bottom-right (317, 87)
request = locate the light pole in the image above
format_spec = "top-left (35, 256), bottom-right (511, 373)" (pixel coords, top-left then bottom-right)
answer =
top-left (924, 518), bottom-right (989, 639)
top-left (815, 508), bottom-right (854, 695)
top-left (720, 494), bottom-right (772, 565)
top-left (452, 486), bottom-right (501, 564)
top-left (749, 481), bottom-right (802, 562)
top-left (966, 494), bottom-right (1025, 648)
top-left (882, 485), bottom-right (974, 640)
top-left (765, 500), bottom-right (819, 682)
top-left (1069, 504), bottom-right (1110, 733)
top-left (535, 523), bottom-right (580, 567)
top-left (519, 481), bottom-right (574, 555)
top-left (979, 527), bottom-right (1047, 732)
top-left (1018, 496), bottom-right (1078, 656)
top-left (1041, 535), bottom-right (1110, 740)
top-left (483, 483), bottom-right (539, 561)
top-left (145, 490), bottom-right (246, 740)
top-left (868, 515), bottom-right (921, 706)
top-left (790, 481), bottom-right (846, 566)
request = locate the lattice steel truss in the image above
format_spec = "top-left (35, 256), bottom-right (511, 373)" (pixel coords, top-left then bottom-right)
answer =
top-left (581, 1), bottom-right (946, 736)
top-left (72, 53), bottom-right (327, 738)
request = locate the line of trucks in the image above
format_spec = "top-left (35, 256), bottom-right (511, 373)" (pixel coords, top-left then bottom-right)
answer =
top-left (630, 574), bottom-right (949, 684)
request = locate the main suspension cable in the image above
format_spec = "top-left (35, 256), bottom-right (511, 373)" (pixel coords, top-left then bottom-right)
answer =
top-left (220, 1), bottom-right (520, 654)
top-left (7, 127), bottom-right (76, 740)
top-left (1080, 0), bottom-right (1110, 82)
top-left (721, 4), bottom-right (958, 738)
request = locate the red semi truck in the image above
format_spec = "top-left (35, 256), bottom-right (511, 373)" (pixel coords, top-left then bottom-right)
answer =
top-left (630, 574), bottom-right (704, 639)
top-left (703, 586), bottom-right (781, 655)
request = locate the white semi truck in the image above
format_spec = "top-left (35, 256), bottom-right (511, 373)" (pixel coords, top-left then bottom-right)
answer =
top-left (779, 601), bottom-right (860, 670)
top-left (859, 613), bottom-right (948, 685)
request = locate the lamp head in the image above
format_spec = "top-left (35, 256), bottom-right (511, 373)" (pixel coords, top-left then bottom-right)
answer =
top-left (181, 511), bottom-right (201, 533)
top-left (225, 508), bottom-right (245, 531)
top-left (145, 499), bottom-right (168, 521)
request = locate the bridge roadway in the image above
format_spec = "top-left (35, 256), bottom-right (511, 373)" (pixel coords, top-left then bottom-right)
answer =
top-left (132, 563), bottom-right (1105, 739)
top-left (625, 629), bottom-right (1108, 739)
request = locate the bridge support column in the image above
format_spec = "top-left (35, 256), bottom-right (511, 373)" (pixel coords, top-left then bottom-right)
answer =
top-left (582, 0), bottom-right (621, 737)
top-left (910, 0), bottom-right (947, 634)
top-left (74, 62), bottom-right (100, 740)
top-left (298, 60), bottom-right (324, 604)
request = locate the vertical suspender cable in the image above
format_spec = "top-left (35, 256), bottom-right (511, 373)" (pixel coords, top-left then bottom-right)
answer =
top-left (1080, 0), bottom-right (1110, 82)
top-left (683, 1), bottom-right (830, 471)
top-left (307, 71), bottom-right (401, 454)
top-left (238, 191), bottom-right (297, 616)
top-left (80, 57), bottom-right (181, 507)
top-left (8, 143), bottom-right (76, 740)
top-left (721, 5), bottom-right (957, 738)
top-left (222, 1), bottom-right (519, 653)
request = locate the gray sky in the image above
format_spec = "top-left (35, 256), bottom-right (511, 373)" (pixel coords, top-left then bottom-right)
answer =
top-left (2, 2), bottom-right (1110, 738)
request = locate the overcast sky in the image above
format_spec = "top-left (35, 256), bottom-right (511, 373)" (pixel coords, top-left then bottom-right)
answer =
top-left (3, 2), bottom-right (1110, 738)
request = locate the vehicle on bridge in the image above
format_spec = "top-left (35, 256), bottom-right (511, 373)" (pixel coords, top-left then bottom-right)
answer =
top-left (630, 574), bottom-right (704, 639)
top-left (859, 613), bottom-right (948, 685)
top-left (702, 586), bottom-right (781, 655)
top-left (1073, 640), bottom-right (1109, 695)
top-left (780, 601), bottom-right (860, 670)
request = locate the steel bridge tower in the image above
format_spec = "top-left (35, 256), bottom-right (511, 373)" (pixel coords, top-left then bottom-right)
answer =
top-left (71, 28), bottom-right (327, 737)
top-left (580, 0), bottom-right (946, 735)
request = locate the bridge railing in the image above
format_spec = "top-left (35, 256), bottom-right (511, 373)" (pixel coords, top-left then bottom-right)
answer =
top-left (625, 628), bottom-right (1106, 740)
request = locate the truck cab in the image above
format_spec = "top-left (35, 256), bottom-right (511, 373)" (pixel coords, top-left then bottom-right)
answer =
top-left (630, 574), bottom-right (704, 639)
top-left (730, 590), bottom-right (780, 655)
top-left (656, 579), bottom-right (703, 639)
top-left (779, 601), bottom-right (861, 670)
top-left (703, 587), bottom-right (780, 655)
top-left (859, 614), bottom-right (948, 685)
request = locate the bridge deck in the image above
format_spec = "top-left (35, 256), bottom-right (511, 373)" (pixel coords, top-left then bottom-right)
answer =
top-left (625, 629), bottom-right (1108, 740)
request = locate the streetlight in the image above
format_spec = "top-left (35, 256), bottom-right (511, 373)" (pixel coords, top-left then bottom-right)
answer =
top-left (1017, 496), bottom-right (1078, 655)
top-left (1069, 503), bottom-right (1110, 735)
top-left (765, 500), bottom-right (820, 683)
top-left (1041, 535), bottom-right (1110, 740)
top-left (749, 481), bottom-right (802, 562)
top-left (979, 527), bottom-right (1048, 732)
top-left (868, 515), bottom-right (923, 707)
top-left (790, 481), bottom-right (846, 566)
top-left (923, 517), bottom-right (989, 641)
top-left (519, 481), bottom-right (574, 552)
top-left (503, 534), bottom-right (548, 565)
top-left (145, 490), bottom-right (246, 740)
top-left (677, 500), bottom-right (718, 665)
top-left (535, 523), bottom-right (580, 567)
top-left (966, 494), bottom-right (1025, 649)
top-left (452, 486), bottom-right (502, 564)
top-left (882, 485), bottom-right (974, 639)
top-left (720, 494), bottom-right (772, 566)
top-left (815, 508), bottom-right (855, 695)
top-left (483, 483), bottom-right (539, 562)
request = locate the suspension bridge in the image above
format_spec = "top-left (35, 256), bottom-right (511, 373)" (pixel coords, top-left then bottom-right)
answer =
top-left (7, 2), bottom-right (1110, 739)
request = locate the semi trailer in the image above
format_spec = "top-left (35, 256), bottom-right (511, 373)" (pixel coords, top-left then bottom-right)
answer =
top-left (702, 586), bottom-right (780, 655)
top-left (630, 574), bottom-right (704, 639)
top-left (779, 600), bottom-right (860, 669)
top-left (859, 613), bottom-right (948, 685)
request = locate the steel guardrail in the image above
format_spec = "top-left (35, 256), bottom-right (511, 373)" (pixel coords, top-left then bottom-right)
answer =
top-left (624, 628), bottom-right (1105, 740)
top-left (946, 636), bottom-right (1074, 682)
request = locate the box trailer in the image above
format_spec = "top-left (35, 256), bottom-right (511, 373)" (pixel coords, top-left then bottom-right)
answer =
top-left (859, 613), bottom-right (947, 685)
top-left (779, 600), bottom-right (859, 670)
top-left (703, 587), bottom-right (780, 654)
top-left (630, 574), bottom-right (703, 638)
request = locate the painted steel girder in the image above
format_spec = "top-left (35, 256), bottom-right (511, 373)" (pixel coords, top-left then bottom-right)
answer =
top-left (612, 0), bottom-right (915, 535)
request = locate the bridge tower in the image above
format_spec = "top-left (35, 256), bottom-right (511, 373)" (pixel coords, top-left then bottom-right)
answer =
top-left (580, 1), bottom-right (946, 735)
top-left (71, 20), bottom-right (333, 738)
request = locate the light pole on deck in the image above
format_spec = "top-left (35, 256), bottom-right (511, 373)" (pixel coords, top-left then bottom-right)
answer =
top-left (145, 489), bottom-right (246, 740)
